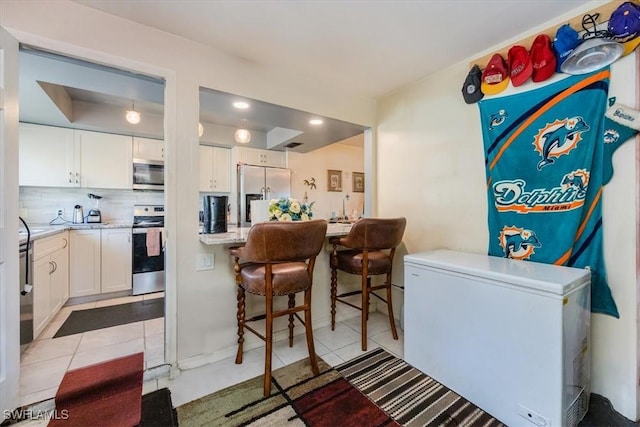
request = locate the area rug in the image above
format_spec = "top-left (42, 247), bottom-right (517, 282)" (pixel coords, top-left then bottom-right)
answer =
top-left (337, 348), bottom-right (505, 427)
top-left (48, 352), bottom-right (144, 427)
top-left (54, 297), bottom-right (164, 338)
top-left (176, 349), bottom-right (505, 426)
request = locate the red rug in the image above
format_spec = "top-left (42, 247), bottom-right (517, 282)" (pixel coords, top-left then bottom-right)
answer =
top-left (48, 352), bottom-right (144, 427)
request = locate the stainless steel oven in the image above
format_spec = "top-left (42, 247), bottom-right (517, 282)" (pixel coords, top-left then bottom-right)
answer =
top-left (133, 159), bottom-right (164, 191)
top-left (132, 205), bottom-right (165, 295)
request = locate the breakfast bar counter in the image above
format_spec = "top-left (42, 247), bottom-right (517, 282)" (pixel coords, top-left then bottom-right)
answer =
top-left (199, 222), bottom-right (353, 245)
top-left (187, 221), bottom-right (360, 371)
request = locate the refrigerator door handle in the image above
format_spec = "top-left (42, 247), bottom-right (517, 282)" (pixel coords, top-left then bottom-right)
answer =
top-left (265, 187), bottom-right (271, 200)
top-left (260, 186), bottom-right (266, 199)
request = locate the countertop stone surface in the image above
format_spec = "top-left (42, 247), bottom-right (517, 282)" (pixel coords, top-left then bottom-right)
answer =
top-left (19, 222), bottom-right (132, 245)
top-left (199, 223), bottom-right (353, 245)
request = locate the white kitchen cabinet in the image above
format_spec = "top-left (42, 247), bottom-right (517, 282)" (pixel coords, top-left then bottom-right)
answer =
top-left (101, 228), bottom-right (132, 293)
top-left (133, 137), bottom-right (164, 161)
top-left (32, 231), bottom-right (69, 339)
top-left (76, 130), bottom-right (133, 189)
top-left (69, 229), bottom-right (101, 297)
top-left (19, 123), bottom-right (77, 187)
top-left (19, 123), bottom-right (133, 189)
top-left (233, 146), bottom-right (286, 168)
top-left (199, 145), bottom-right (231, 192)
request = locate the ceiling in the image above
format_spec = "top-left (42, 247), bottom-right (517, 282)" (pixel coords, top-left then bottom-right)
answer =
top-left (19, 1), bottom-right (592, 152)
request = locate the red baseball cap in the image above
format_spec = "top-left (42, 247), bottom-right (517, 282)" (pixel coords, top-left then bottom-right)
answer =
top-left (531, 34), bottom-right (557, 82)
top-left (508, 45), bottom-right (533, 86)
top-left (481, 53), bottom-right (510, 95)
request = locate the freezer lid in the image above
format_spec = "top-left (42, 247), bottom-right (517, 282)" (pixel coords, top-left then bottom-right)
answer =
top-left (404, 249), bottom-right (590, 295)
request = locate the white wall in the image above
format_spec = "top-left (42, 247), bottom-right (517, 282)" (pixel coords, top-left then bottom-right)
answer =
top-left (377, 30), bottom-right (638, 427)
top-left (288, 137), bottom-right (365, 221)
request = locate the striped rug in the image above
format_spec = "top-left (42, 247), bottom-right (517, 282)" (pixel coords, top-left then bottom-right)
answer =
top-left (176, 349), bottom-right (505, 426)
top-left (336, 348), bottom-right (505, 427)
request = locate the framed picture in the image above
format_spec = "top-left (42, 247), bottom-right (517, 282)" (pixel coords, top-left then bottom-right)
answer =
top-left (352, 172), bottom-right (364, 193)
top-left (327, 169), bottom-right (342, 192)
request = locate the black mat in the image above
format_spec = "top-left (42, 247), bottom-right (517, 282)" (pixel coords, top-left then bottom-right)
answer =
top-left (53, 298), bottom-right (164, 338)
top-left (579, 393), bottom-right (639, 427)
top-left (137, 388), bottom-right (178, 427)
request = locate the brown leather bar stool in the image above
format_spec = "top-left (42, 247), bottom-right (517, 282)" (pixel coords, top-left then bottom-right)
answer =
top-left (230, 219), bottom-right (328, 396)
top-left (329, 217), bottom-right (407, 351)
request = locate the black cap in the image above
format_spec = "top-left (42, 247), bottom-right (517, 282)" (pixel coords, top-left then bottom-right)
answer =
top-left (462, 64), bottom-right (484, 104)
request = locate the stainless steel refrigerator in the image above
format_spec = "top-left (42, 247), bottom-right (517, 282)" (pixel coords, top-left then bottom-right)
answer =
top-left (238, 164), bottom-right (291, 227)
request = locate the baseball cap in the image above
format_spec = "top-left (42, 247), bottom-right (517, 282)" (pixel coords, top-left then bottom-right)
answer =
top-left (608, 2), bottom-right (640, 56)
top-left (530, 34), bottom-right (557, 82)
top-left (508, 45), bottom-right (532, 86)
top-left (462, 64), bottom-right (484, 104)
top-left (553, 24), bottom-right (581, 72)
top-left (481, 53), bottom-right (509, 95)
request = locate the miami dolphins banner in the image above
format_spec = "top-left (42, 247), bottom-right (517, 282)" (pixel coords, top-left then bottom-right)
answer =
top-left (479, 68), bottom-right (621, 318)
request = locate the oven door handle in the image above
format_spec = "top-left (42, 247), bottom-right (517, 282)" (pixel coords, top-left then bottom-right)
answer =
top-left (132, 227), bottom-right (164, 234)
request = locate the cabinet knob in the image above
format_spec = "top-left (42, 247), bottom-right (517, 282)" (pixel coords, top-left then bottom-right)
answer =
top-left (69, 172), bottom-right (73, 183)
top-left (75, 172), bottom-right (79, 184)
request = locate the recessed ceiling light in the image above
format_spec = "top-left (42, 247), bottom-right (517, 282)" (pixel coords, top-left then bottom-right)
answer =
top-left (233, 101), bottom-right (250, 109)
top-left (309, 119), bottom-right (323, 125)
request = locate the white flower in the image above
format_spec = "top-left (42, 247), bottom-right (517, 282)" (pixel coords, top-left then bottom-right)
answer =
top-left (289, 200), bottom-right (301, 214)
top-left (274, 209), bottom-right (282, 218)
top-left (301, 213), bottom-right (309, 221)
top-left (280, 213), bottom-right (292, 221)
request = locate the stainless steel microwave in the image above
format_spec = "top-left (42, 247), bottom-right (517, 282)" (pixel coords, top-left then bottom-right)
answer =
top-left (133, 159), bottom-right (164, 191)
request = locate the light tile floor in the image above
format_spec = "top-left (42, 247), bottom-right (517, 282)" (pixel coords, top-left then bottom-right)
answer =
top-left (157, 310), bottom-right (404, 408)
top-left (18, 296), bottom-right (403, 421)
top-left (19, 292), bottom-right (165, 408)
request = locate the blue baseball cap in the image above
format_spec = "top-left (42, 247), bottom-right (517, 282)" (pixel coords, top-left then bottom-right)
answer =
top-left (608, 2), bottom-right (640, 56)
top-left (553, 24), bottom-right (581, 73)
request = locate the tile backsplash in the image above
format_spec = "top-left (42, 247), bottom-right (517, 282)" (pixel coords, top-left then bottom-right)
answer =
top-left (19, 187), bottom-right (164, 225)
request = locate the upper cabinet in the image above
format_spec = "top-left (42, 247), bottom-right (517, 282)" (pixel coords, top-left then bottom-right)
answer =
top-left (133, 137), bottom-right (164, 161)
top-left (233, 146), bottom-right (286, 168)
top-left (199, 145), bottom-right (231, 192)
top-left (76, 130), bottom-right (133, 189)
top-left (19, 123), bottom-right (76, 187)
top-left (19, 123), bottom-right (132, 189)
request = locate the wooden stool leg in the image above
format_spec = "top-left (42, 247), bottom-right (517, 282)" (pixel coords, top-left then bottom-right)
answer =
top-left (386, 273), bottom-right (398, 340)
top-left (330, 263), bottom-right (337, 331)
top-left (264, 291), bottom-right (274, 397)
top-left (361, 274), bottom-right (368, 351)
top-left (235, 286), bottom-right (245, 364)
top-left (288, 294), bottom-right (295, 347)
top-left (304, 289), bottom-right (319, 375)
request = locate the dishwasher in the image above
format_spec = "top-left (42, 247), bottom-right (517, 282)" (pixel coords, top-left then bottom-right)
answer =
top-left (19, 217), bottom-right (34, 353)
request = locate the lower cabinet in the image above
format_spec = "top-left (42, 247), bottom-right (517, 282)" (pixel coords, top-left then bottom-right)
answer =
top-left (32, 231), bottom-right (69, 339)
top-left (69, 229), bottom-right (101, 297)
top-left (101, 228), bottom-right (133, 293)
top-left (70, 228), bottom-right (132, 298)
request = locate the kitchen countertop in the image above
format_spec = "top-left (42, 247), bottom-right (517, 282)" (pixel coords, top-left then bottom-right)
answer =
top-left (19, 222), bottom-right (133, 245)
top-left (199, 223), bottom-right (353, 245)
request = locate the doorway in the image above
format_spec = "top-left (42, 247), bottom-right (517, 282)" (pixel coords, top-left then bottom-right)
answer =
top-left (16, 46), bottom-right (168, 408)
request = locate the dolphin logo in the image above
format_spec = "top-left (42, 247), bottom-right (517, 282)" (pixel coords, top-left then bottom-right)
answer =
top-left (489, 109), bottom-right (508, 130)
top-left (499, 226), bottom-right (542, 260)
top-left (603, 129), bottom-right (619, 144)
top-left (534, 117), bottom-right (590, 170)
top-left (561, 170), bottom-right (589, 192)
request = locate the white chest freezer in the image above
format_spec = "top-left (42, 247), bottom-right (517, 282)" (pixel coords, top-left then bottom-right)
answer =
top-left (404, 249), bottom-right (591, 427)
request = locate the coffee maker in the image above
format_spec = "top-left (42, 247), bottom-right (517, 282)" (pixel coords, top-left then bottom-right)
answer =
top-left (202, 195), bottom-right (228, 234)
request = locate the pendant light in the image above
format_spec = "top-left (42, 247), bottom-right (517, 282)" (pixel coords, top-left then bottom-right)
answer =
top-left (234, 128), bottom-right (251, 144)
top-left (234, 119), bottom-right (251, 144)
top-left (125, 101), bottom-right (141, 124)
